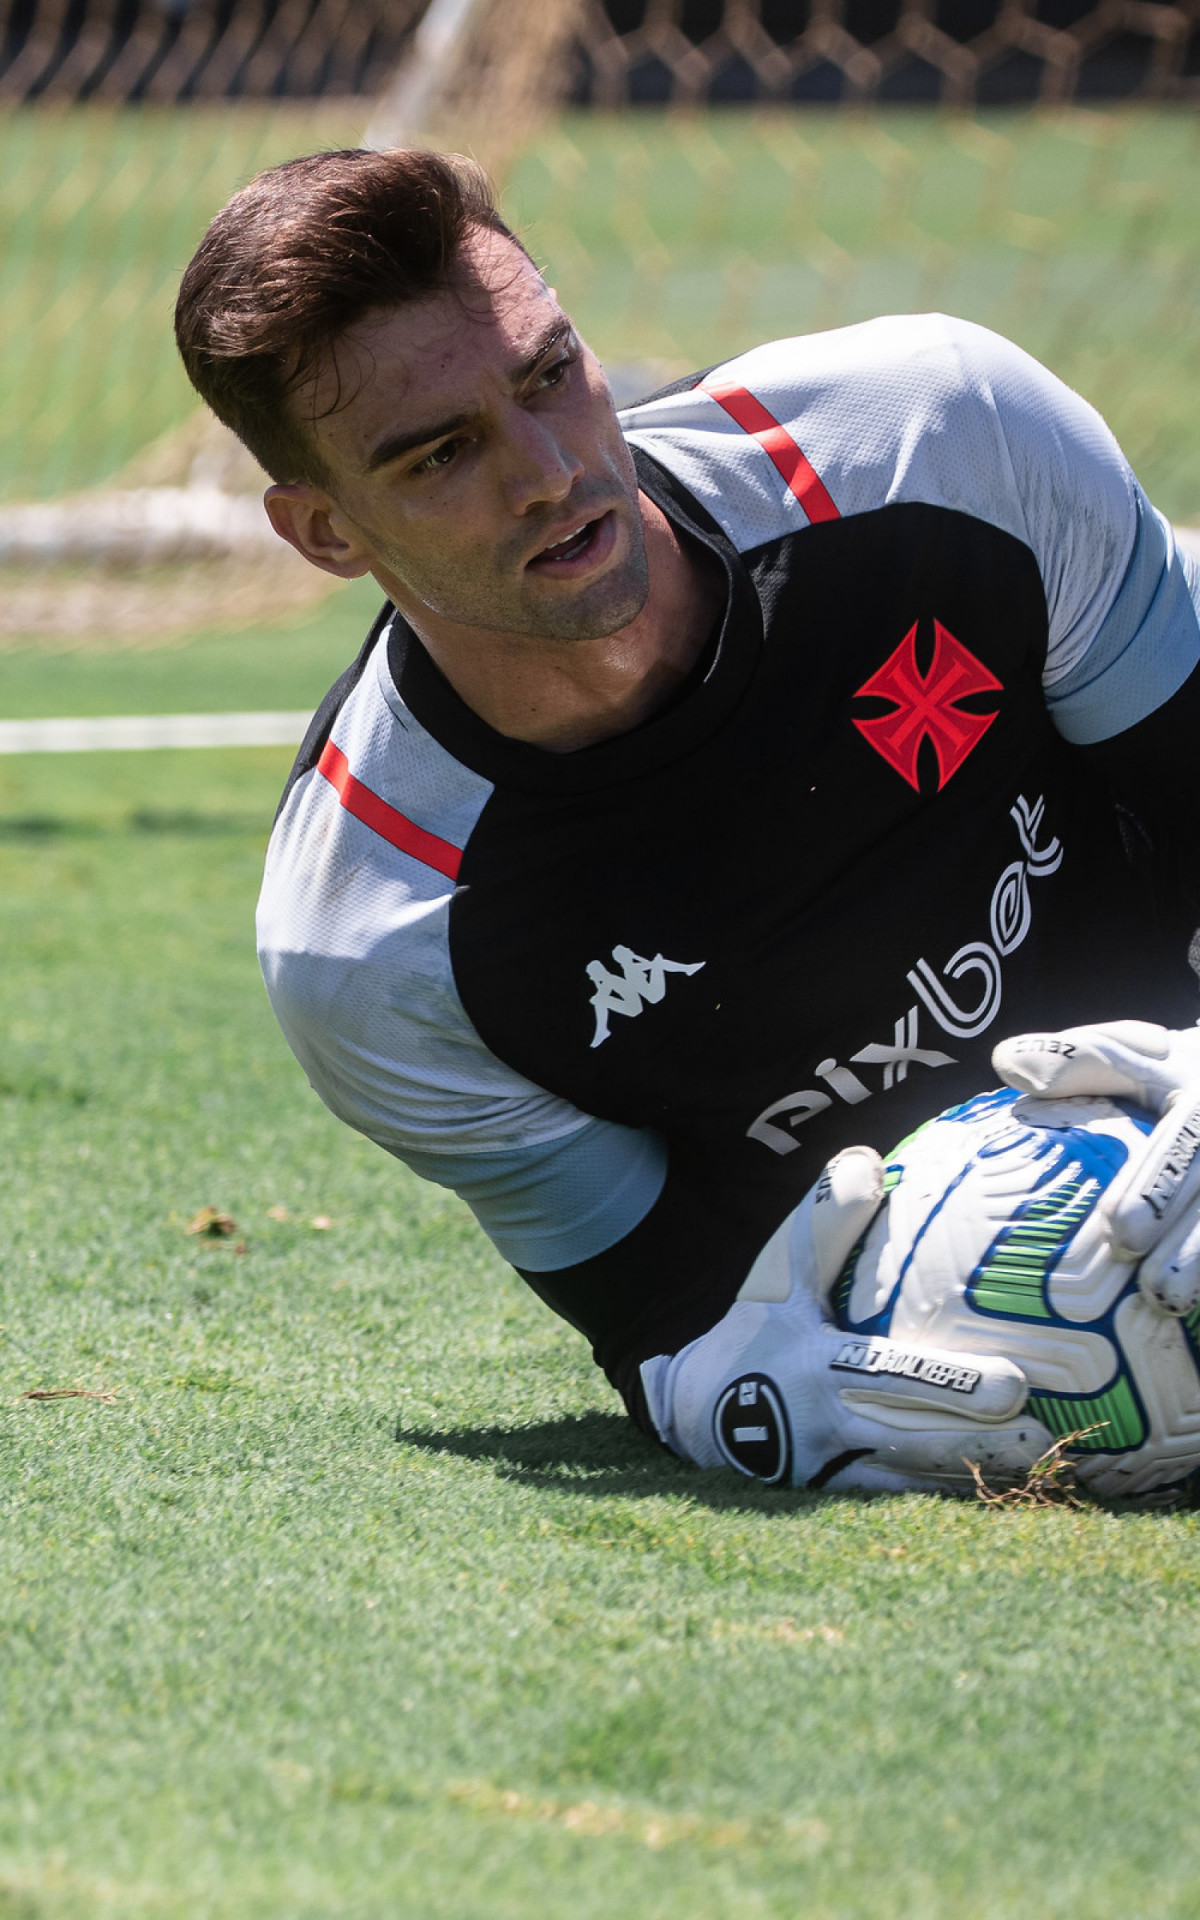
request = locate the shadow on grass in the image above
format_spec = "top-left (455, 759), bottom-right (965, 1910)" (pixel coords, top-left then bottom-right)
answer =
top-left (128, 808), bottom-right (268, 836)
top-left (0, 810), bottom-right (264, 839)
top-left (395, 1409), bottom-right (1195, 1516)
top-left (0, 1070), bottom-right (88, 1104)
top-left (394, 1409), bottom-right (813, 1514)
top-left (0, 814), bottom-right (91, 838)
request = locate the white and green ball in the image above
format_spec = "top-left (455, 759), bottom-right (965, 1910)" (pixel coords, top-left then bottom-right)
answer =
top-left (832, 1089), bottom-right (1200, 1501)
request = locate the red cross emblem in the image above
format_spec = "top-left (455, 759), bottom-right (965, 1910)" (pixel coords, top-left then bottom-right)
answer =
top-left (852, 620), bottom-right (1002, 792)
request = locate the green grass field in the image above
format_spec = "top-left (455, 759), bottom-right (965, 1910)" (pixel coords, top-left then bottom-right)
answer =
top-left (0, 578), bottom-right (381, 720)
top-left (6, 603), bottom-right (1200, 1918)
top-left (6, 96), bottom-right (1200, 1916)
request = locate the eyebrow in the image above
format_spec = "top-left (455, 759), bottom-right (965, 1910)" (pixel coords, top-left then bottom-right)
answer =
top-left (365, 318), bottom-right (575, 474)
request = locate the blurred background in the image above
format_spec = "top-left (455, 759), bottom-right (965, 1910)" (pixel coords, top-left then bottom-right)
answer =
top-left (1, 0), bottom-right (1198, 662)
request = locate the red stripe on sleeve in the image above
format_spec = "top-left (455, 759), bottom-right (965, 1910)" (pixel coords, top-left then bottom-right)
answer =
top-left (701, 380), bottom-right (840, 525)
top-left (317, 738), bottom-right (462, 882)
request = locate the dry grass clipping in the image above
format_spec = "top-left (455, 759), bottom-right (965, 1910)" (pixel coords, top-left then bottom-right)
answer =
top-left (965, 1429), bottom-right (1105, 1509)
top-left (185, 1206), bottom-right (238, 1238)
top-left (20, 1387), bottom-right (118, 1403)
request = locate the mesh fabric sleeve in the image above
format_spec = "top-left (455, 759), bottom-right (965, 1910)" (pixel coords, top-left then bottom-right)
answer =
top-left (949, 321), bottom-right (1200, 745)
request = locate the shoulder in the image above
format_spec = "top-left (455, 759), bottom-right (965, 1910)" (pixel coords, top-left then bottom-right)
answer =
top-left (256, 626), bottom-right (610, 1162)
top-left (623, 313), bottom-right (1068, 437)
top-left (618, 315), bottom-right (1112, 554)
top-left (258, 628), bottom-right (513, 1148)
top-left (259, 619), bottom-right (490, 980)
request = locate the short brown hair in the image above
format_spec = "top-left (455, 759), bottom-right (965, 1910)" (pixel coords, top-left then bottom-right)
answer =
top-left (175, 147), bottom-right (518, 485)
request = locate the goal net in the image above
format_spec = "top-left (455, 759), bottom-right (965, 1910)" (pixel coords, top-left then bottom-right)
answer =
top-left (2, 0), bottom-right (1198, 644)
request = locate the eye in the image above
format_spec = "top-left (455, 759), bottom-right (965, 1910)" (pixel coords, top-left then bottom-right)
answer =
top-left (411, 438), bottom-right (462, 477)
top-left (533, 339), bottom-right (579, 392)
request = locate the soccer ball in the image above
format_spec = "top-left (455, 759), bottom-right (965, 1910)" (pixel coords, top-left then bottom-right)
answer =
top-left (830, 1088), bottom-right (1200, 1501)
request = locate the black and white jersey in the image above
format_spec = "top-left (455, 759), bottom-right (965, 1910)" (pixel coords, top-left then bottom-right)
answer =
top-left (257, 314), bottom-right (1200, 1389)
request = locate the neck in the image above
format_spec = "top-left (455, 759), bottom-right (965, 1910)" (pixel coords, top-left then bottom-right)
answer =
top-left (388, 493), bottom-right (722, 752)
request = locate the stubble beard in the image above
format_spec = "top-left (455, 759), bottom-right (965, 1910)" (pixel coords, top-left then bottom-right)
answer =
top-left (368, 500), bottom-right (653, 648)
top-left (516, 531), bottom-right (651, 644)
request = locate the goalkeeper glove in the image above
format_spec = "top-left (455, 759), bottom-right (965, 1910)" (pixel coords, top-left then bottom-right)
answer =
top-left (992, 1021), bottom-right (1200, 1318)
top-left (640, 1146), bottom-right (1046, 1494)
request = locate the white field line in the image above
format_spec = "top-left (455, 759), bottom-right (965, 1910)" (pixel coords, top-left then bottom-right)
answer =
top-left (0, 712), bottom-right (312, 753)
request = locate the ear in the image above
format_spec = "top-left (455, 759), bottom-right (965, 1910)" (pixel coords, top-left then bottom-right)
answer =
top-left (263, 483), bottom-right (374, 580)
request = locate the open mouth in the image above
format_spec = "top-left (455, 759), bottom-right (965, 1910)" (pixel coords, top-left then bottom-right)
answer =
top-left (540, 522), bottom-right (595, 563)
top-left (527, 510), bottom-right (617, 576)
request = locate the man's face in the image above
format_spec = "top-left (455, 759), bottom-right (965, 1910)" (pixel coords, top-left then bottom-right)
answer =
top-left (284, 229), bottom-right (649, 645)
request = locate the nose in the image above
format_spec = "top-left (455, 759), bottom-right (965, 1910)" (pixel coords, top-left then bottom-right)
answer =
top-left (500, 404), bottom-right (584, 515)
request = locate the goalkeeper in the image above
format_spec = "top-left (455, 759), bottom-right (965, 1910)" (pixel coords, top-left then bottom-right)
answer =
top-left (174, 148), bottom-right (1200, 1493)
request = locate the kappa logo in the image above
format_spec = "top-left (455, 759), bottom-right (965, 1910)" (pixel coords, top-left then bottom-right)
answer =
top-left (586, 945), bottom-right (705, 1048)
top-left (853, 619), bottom-right (1002, 792)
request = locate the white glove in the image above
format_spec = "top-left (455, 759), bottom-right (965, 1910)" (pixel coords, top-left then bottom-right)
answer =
top-left (640, 1147), bottom-right (1047, 1495)
top-left (993, 1021), bottom-right (1200, 1317)
top-left (992, 1019), bottom-right (1200, 1112)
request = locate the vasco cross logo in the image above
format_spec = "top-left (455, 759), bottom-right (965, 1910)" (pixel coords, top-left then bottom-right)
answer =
top-left (852, 620), bottom-right (1002, 792)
